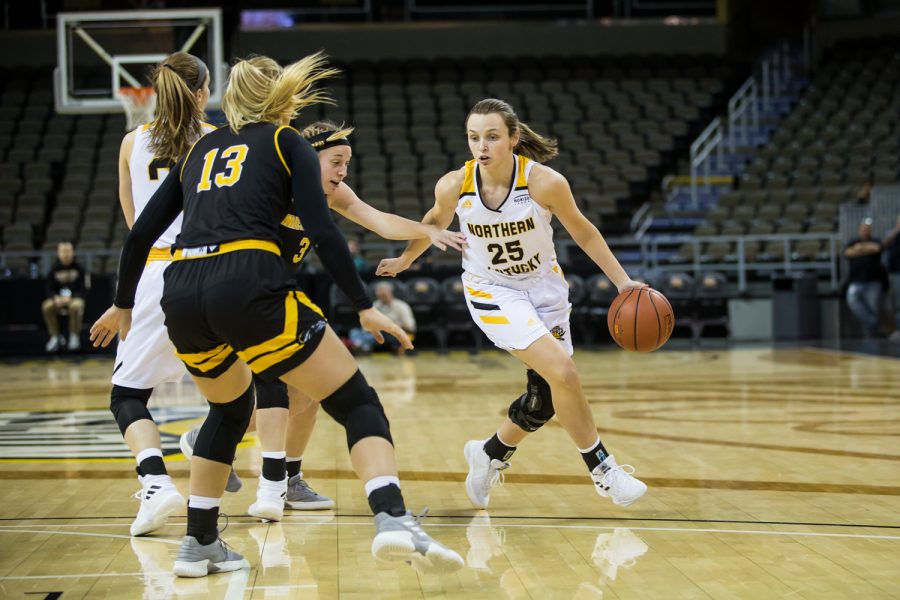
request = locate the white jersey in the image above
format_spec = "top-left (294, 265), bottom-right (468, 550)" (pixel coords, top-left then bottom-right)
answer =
top-left (457, 154), bottom-right (557, 288)
top-left (129, 121), bottom-right (217, 247)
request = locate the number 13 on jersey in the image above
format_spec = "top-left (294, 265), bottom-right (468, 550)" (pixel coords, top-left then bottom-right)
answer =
top-left (197, 144), bottom-right (249, 192)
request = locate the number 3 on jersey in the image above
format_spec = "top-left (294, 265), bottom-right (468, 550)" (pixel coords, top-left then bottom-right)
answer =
top-left (197, 144), bottom-right (249, 192)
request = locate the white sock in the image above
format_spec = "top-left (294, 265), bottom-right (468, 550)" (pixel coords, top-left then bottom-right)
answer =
top-left (496, 431), bottom-right (517, 448)
top-left (576, 437), bottom-right (602, 454)
top-left (135, 447), bottom-right (163, 465)
top-left (286, 455), bottom-right (302, 462)
top-left (188, 495), bottom-right (221, 510)
top-left (261, 450), bottom-right (286, 460)
top-left (364, 475), bottom-right (401, 496)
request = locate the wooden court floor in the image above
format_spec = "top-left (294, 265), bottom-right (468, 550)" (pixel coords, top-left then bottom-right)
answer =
top-left (0, 346), bottom-right (898, 599)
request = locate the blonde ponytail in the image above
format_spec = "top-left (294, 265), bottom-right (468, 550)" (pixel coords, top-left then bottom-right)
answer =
top-left (223, 52), bottom-right (340, 132)
top-left (147, 52), bottom-right (207, 163)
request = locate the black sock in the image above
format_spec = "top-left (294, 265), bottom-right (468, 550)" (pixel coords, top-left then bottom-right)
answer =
top-left (483, 433), bottom-right (516, 462)
top-left (262, 456), bottom-right (286, 482)
top-left (187, 506), bottom-right (219, 546)
top-left (135, 466), bottom-right (144, 478)
top-left (286, 459), bottom-right (302, 478)
top-left (580, 438), bottom-right (610, 472)
top-left (367, 483), bottom-right (406, 517)
top-left (139, 455), bottom-right (167, 477)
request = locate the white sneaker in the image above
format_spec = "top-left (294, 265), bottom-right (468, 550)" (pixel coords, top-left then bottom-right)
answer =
top-left (131, 475), bottom-right (186, 536)
top-left (372, 509), bottom-right (464, 574)
top-left (248, 476), bottom-right (287, 522)
top-left (591, 455), bottom-right (647, 507)
top-left (591, 528), bottom-right (648, 580)
top-left (68, 332), bottom-right (81, 351)
top-left (45, 336), bottom-right (60, 352)
top-left (466, 510), bottom-right (505, 570)
top-left (464, 439), bottom-right (510, 509)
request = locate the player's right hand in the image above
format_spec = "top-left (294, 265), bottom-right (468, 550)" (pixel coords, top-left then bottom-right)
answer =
top-left (89, 305), bottom-right (133, 347)
top-left (375, 256), bottom-right (410, 278)
top-left (427, 226), bottom-right (467, 252)
top-left (358, 307), bottom-right (413, 350)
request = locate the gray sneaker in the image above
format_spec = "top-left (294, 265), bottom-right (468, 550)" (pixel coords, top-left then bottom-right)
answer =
top-left (285, 474), bottom-right (335, 510)
top-left (179, 428), bottom-right (243, 493)
top-left (172, 534), bottom-right (250, 578)
top-left (371, 510), bottom-right (464, 574)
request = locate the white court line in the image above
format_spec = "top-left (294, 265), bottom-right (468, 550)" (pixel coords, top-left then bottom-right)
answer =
top-left (0, 571), bottom-right (165, 580)
top-left (1, 522), bottom-right (899, 542)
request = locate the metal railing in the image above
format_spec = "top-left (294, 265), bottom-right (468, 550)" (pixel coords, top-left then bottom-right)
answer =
top-left (638, 232), bottom-right (840, 292)
top-left (727, 76), bottom-right (759, 152)
top-left (689, 117), bottom-right (724, 208)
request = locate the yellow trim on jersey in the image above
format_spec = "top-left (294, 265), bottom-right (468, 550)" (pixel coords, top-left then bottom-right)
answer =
top-left (465, 286), bottom-right (493, 299)
top-left (146, 247), bottom-right (172, 263)
top-left (459, 160), bottom-right (476, 197)
top-left (281, 214), bottom-right (302, 230)
top-left (274, 125), bottom-right (301, 175)
top-left (514, 155), bottom-right (531, 189)
top-left (200, 121), bottom-right (217, 131)
top-left (237, 291), bottom-right (323, 372)
top-left (479, 315), bottom-right (510, 325)
top-left (176, 343), bottom-right (235, 373)
top-left (171, 239), bottom-right (281, 261)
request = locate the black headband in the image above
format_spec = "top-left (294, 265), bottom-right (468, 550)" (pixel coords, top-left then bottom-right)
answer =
top-left (307, 130), bottom-right (351, 152)
top-left (163, 55), bottom-right (207, 92)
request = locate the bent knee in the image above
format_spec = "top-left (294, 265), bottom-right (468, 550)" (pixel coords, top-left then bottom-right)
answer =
top-left (544, 360), bottom-right (581, 391)
top-left (69, 298), bottom-right (85, 312)
top-left (41, 299), bottom-right (55, 312)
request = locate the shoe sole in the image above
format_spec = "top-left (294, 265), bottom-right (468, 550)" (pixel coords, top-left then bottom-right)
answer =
top-left (131, 493), bottom-right (185, 537)
top-left (180, 432), bottom-right (242, 494)
top-left (285, 498), bottom-right (335, 510)
top-left (173, 558), bottom-right (250, 578)
top-left (606, 483), bottom-right (648, 508)
top-left (371, 531), bottom-right (464, 574)
top-left (249, 502), bottom-right (284, 522)
top-left (463, 441), bottom-right (489, 509)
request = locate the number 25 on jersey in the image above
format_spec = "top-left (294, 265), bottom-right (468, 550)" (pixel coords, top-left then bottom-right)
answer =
top-left (197, 145), bottom-right (249, 192)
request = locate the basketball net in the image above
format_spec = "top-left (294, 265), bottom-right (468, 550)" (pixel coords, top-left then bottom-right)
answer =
top-left (117, 87), bottom-right (156, 131)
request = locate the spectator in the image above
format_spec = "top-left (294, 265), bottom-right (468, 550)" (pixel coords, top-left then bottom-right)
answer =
top-left (349, 282), bottom-right (417, 355)
top-left (854, 180), bottom-right (872, 205)
top-left (348, 238), bottom-right (367, 272)
top-left (41, 241), bottom-right (87, 352)
top-left (883, 214), bottom-right (900, 342)
top-left (844, 219), bottom-right (885, 337)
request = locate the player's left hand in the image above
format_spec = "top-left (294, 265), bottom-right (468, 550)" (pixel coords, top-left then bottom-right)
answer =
top-left (89, 305), bottom-right (133, 347)
top-left (358, 307), bottom-right (414, 350)
top-left (617, 279), bottom-right (648, 293)
top-left (427, 226), bottom-right (467, 252)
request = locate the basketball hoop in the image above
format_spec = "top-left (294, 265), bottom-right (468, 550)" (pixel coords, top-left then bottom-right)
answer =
top-left (117, 86), bottom-right (156, 131)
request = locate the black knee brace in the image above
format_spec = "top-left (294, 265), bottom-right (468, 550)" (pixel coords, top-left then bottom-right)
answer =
top-left (319, 369), bottom-right (393, 450)
top-left (508, 369), bottom-right (555, 432)
top-left (254, 375), bottom-right (289, 410)
top-left (193, 383), bottom-right (255, 465)
top-left (110, 385), bottom-right (154, 435)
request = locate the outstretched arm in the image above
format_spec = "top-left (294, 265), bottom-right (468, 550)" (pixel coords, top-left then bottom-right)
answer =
top-left (530, 165), bottom-right (641, 292)
top-left (376, 170), bottom-right (463, 276)
top-left (329, 183), bottom-right (465, 251)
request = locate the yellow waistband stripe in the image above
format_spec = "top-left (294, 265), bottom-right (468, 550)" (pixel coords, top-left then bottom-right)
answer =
top-left (146, 247), bottom-right (173, 263)
top-left (172, 240), bottom-right (281, 261)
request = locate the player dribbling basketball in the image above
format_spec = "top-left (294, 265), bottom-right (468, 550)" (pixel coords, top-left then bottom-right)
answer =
top-left (378, 98), bottom-right (648, 509)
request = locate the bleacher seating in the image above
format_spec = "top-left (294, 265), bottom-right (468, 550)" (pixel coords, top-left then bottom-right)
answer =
top-left (2, 56), bottom-right (741, 277)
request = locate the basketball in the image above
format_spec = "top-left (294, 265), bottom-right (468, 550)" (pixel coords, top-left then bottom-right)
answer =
top-left (607, 287), bottom-right (675, 352)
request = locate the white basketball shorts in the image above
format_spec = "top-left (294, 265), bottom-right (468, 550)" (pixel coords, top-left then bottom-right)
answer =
top-left (462, 267), bottom-right (573, 355)
top-left (111, 259), bottom-right (186, 389)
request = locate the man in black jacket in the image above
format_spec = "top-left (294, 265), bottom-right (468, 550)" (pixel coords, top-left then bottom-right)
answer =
top-left (844, 219), bottom-right (884, 337)
top-left (41, 241), bottom-right (87, 352)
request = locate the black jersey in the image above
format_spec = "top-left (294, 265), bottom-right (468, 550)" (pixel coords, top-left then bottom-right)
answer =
top-left (176, 122), bottom-right (292, 248)
top-left (278, 213), bottom-right (311, 270)
top-left (114, 123), bottom-right (372, 312)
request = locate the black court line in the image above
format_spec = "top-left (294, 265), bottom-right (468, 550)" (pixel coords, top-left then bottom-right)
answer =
top-left (2, 513), bottom-right (899, 530)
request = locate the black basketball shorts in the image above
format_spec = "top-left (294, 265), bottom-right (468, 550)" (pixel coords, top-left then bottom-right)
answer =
top-left (160, 241), bottom-right (327, 382)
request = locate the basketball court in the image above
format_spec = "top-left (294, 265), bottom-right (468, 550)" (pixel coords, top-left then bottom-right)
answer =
top-left (1, 346), bottom-right (898, 598)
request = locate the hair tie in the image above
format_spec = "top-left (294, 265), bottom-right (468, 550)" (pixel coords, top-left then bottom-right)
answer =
top-left (307, 130), bottom-right (351, 152)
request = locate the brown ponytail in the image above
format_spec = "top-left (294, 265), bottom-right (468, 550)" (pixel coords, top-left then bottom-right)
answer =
top-left (466, 98), bottom-right (558, 163)
top-left (147, 52), bottom-right (207, 164)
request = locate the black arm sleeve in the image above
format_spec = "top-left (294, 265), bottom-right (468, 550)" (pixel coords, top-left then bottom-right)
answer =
top-left (278, 128), bottom-right (373, 311)
top-left (113, 165), bottom-right (185, 308)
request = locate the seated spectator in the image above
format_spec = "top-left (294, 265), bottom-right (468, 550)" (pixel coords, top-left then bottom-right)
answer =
top-left (844, 219), bottom-right (885, 337)
top-left (349, 282), bottom-right (417, 355)
top-left (348, 238), bottom-right (367, 272)
top-left (41, 241), bottom-right (87, 352)
top-left (883, 214), bottom-right (900, 342)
